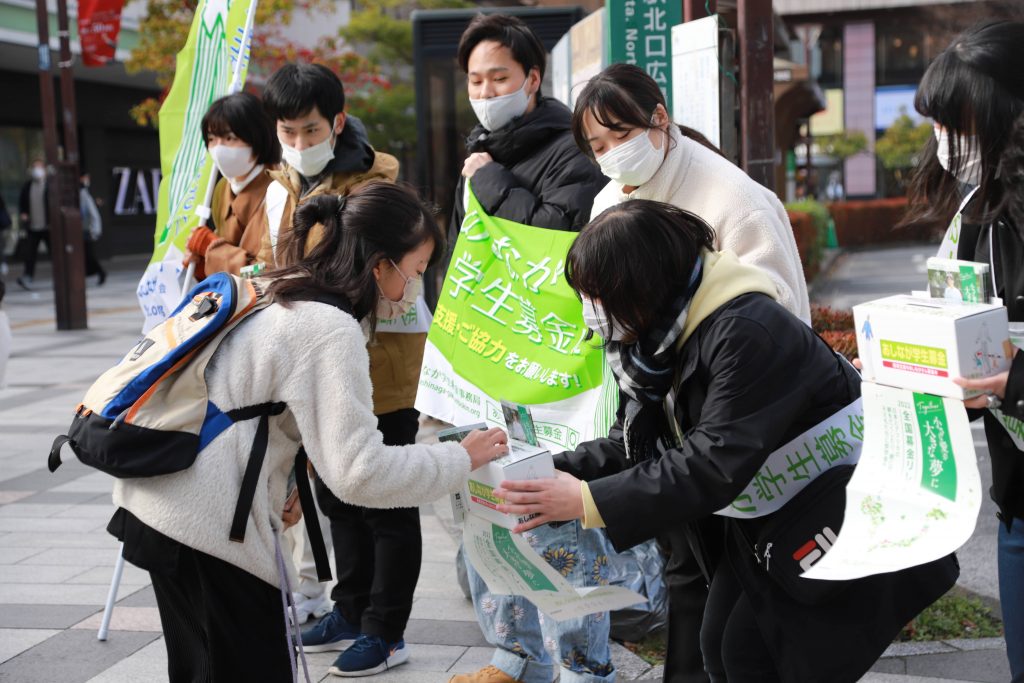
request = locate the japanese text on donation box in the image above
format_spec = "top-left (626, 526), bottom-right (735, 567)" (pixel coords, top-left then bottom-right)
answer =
top-left (416, 184), bottom-right (605, 452)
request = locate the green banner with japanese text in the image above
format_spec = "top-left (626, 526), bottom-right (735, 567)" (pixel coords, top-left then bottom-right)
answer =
top-left (136, 0), bottom-right (256, 332)
top-left (415, 184), bottom-right (614, 452)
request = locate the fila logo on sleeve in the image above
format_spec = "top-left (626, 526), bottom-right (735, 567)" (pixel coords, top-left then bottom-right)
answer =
top-left (793, 526), bottom-right (839, 572)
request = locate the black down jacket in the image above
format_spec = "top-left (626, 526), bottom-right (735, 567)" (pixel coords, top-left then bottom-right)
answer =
top-left (448, 96), bottom-right (606, 249)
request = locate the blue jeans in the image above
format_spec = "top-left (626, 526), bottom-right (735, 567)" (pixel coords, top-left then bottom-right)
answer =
top-left (465, 520), bottom-right (616, 683)
top-left (999, 516), bottom-right (1024, 683)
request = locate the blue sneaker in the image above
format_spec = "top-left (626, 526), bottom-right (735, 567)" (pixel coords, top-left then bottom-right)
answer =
top-left (328, 634), bottom-right (409, 677)
top-left (300, 606), bottom-right (360, 653)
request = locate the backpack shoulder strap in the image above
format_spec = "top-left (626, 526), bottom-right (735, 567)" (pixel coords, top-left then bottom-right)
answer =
top-left (294, 448), bottom-right (332, 582)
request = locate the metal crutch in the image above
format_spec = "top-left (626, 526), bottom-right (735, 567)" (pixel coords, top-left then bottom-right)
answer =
top-left (97, 542), bottom-right (126, 641)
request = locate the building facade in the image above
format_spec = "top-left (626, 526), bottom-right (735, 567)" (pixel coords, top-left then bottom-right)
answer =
top-left (779, 0), bottom-right (1024, 198)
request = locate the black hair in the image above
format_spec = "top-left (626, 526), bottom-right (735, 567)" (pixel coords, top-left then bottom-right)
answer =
top-left (571, 63), bottom-right (724, 160)
top-left (457, 14), bottom-right (546, 87)
top-left (201, 92), bottom-right (281, 166)
top-left (268, 182), bottom-right (445, 333)
top-left (998, 112), bottom-right (1024, 230)
top-left (901, 21), bottom-right (1024, 231)
top-left (566, 200), bottom-right (715, 341)
top-left (263, 63), bottom-right (346, 124)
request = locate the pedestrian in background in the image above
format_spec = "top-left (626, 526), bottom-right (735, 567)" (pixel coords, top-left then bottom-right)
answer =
top-left (446, 14), bottom-right (613, 683)
top-left (16, 159), bottom-right (50, 291)
top-left (79, 173), bottom-right (107, 286)
top-left (184, 92), bottom-right (279, 279)
top-left (0, 279), bottom-right (11, 389)
top-left (0, 194), bottom-right (12, 277)
top-left (899, 20), bottom-right (1024, 682)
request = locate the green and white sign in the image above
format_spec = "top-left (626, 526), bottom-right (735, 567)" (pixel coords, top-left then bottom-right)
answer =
top-left (415, 184), bottom-right (610, 451)
top-left (606, 0), bottom-right (681, 111)
top-left (803, 382), bottom-right (981, 581)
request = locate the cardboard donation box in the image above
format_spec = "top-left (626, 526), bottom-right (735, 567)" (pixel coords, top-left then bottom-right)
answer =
top-left (466, 442), bottom-right (554, 529)
top-left (854, 295), bottom-right (1012, 399)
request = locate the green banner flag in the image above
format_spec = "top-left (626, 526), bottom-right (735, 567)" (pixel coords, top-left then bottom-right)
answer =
top-left (136, 0), bottom-right (256, 332)
top-left (416, 184), bottom-right (616, 452)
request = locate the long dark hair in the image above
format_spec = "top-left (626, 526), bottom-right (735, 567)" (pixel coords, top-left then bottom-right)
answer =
top-left (571, 63), bottom-right (724, 161)
top-left (201, 92), bottom-right (280, 165)
top-left (566, 200), bottom-right (715, 341)
top-left (267, 183), bottom-right (445, 331)
top-left (900, 21), bottom-right (1024, 231)
top-left (999, 112), bottom-right (1024, 231)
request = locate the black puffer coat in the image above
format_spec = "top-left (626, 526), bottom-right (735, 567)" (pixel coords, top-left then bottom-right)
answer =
top-left (448, 96), bottom-right (606, 249)
top-left (555, 292), bottom-right (959, 683)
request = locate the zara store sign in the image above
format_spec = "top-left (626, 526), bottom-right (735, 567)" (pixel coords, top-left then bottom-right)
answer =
top-left (112, 166), bottom-right (162, 216)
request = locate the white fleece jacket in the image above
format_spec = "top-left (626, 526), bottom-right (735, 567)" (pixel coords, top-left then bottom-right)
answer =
top-left (112, 302), bottom-right (471, 587)
top-left (590, 126), bottom-right (811, 323)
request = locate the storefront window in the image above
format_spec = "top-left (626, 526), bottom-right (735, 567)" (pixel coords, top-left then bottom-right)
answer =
top-left (876, 25), bottom-right (926, 86)
top-left (817, 25), bottom-right (843, 89)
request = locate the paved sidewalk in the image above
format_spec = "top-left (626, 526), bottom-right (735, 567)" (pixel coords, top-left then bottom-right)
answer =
top-left (0, 247), bottom-right (1012, 682)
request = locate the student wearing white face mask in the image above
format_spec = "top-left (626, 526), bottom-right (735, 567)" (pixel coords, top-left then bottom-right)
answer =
top-left (573, 64), bottom-right (810, 325)
top-left (184, 93), bottom-right (280, 280)
top-left (448, 15), bottom-right (616, 683)
top-left (447, 13), bottom-right (606, 259)
top-left (899, 21), bottom-right (1024, 681)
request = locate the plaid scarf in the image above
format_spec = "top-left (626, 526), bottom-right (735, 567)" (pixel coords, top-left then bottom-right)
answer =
top-left (606, 257), bottom-right (702, 461)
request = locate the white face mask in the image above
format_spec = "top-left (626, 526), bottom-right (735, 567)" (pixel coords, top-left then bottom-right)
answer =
top-left (281, 122), bottom-right (337, 178)
top-left (596, 127), bottom-right (665, 187)
top-left (935, 127), bottom-right (983, 187)
top-left (210, 144), bottom-right (255, 179)
top-left (581, 296), bottom-right (627, 342)
top-left (470, 76), bottom-right (531, 132)
top-left (376, 259), bottom-right (422, 320)
top-left (31, 166), bottom-right (45, 181)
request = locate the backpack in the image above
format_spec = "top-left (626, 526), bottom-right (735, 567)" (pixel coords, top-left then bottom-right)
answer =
top-left (48, 271), bottom-right (331, 580)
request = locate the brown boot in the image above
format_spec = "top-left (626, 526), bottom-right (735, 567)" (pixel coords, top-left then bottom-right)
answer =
top-left (449, 665), bottom-right (522, 683)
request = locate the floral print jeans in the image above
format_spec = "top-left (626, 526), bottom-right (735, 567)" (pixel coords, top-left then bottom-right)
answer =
top-left (464, 520), bottom-right (617, 683)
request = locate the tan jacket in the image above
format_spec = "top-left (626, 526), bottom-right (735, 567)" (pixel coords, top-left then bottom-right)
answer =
top-left (204, 173), bottom-right (274, 276)
top-left (255, 151), bottom-right (420, 415)
top-left (255, 152), bottom-right (400, 267)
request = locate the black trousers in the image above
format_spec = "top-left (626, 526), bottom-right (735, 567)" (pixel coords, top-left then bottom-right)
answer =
top-left (149, 544), bottom-right (294, 682)
top-left (314, 408), bottom-right (422, 642)
top-left (699, 556), bottom-right (780, 683)
top-left (84, 239), bottom-right (105, 277)
top-left (21, 229), bottom-right (49, 278)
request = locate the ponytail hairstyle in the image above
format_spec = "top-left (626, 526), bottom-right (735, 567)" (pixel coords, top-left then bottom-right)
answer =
top-left (267, 182), bottom-right (445, 332)
top-left (571, 63), bottom-right (724, 161)
top-left (900, 20), bottom-right (1024, 232)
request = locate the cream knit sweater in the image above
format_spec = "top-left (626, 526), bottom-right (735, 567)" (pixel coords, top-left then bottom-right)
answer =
top-left (589, 126), bottom-right (811, 323)
top-left (113, 302), bottom-right (470, 587)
